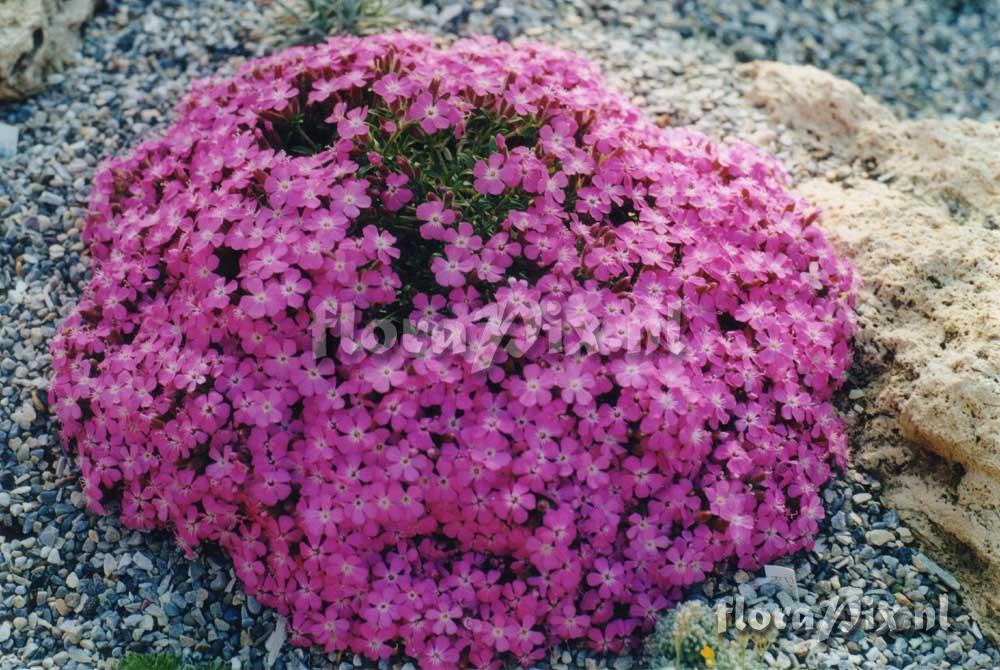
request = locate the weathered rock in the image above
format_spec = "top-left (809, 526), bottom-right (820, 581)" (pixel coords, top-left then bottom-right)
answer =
top-left (0, 0), bottom-right (98, 100)
top-left (747, 61), bottom-right (1000, 639)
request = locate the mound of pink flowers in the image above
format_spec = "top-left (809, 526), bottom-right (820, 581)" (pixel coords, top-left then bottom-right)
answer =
top-left (50, 33), bottom-right (855, 667)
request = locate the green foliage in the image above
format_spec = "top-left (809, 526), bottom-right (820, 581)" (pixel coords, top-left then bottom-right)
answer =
top-left (645, 600), bottom-right (769, 670)
top-left (118, 653), bottom-right (228, 670)
top-left (263, 100), bottom-right (543, 319)
top-left (274, 0), bottom-right (395, 44)
top-left (362, 108), bottom-right (543, 313)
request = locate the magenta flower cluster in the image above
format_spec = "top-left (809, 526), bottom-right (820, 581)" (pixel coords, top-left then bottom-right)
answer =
top-left (50, 33), bottom-right (855, 668)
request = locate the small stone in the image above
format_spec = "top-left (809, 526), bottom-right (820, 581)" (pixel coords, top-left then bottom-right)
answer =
top-left (945, 639), bottom-right (965, 662)
top-left (11, 403), bottom-right (36, 428)
top-left (53, 598), bottom-right (70, 617)
top-left (0, 122), bottom-right (17, 159)
top-left (265, 617), bottom-right (287, 669)
top-left (133, 552), bottom-right (153, 572)
top-left (437, 4), bottom-right (463, 24)
top-left (46, 548), bottom-right (63, 565)
top-left (67, 648), bottom-right (91, 663)
top-left (852, 493), bottom-right (872, 505)
top-left (738, 583), bottom-right (757, 601)
top-left (66, 572), bottom-right (79, 589)
top-left (103, 554), bottom-right (116, 577)
top-left (777, 590), bottom-right (795, 610)
top-left (38, 525), bottom-right (59, 547)
top-left (39, 191), bottom-right (65, 207)
top-left (0, 621), bottom-right (10, 643)
top-left (867, 529), bottom-right (896, 547)
top-left (913, 553), bottom-right (961, 591)
top-left (866, 646), bottom-right (885, 663)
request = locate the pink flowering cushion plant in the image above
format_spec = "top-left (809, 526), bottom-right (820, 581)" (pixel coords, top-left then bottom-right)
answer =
top-left (50, 33), bottom-right (856, 668)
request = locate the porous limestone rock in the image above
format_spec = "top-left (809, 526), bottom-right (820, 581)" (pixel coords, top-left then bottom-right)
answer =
top-left (0, 0), bottom-right (97, 100)
top-left (747, 61), bottom-right (1000, 639)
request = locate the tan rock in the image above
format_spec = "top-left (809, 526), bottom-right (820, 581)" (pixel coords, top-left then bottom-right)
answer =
top-left (0, 0), bottom-right (97, 100)
top-left (746, 62), bottom-right (895, 155)
top-left (747, 61), bottom-right (1000, 639)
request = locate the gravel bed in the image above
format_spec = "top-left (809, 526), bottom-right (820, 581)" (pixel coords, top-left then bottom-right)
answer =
top-left (695, 472), bottom-right (1000, 670)
top-left (1, 1), bottom-right (998, 669)
top-left (426, 0), bottom-right (1000, 120)
top-left (663, 0), bottom-right (1000, 120)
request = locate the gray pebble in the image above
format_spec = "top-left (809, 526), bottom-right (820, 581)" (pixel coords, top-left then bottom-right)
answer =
top-left (0, 122), bottom-right (17, 159)
top-left (133, 552), bottom-right (154, 572)
top-left (38, 525), bottom-right (59, 548)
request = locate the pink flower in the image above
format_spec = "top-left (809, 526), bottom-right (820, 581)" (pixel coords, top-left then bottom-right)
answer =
top-left (557, 362), bottom-right (596, 405)
top-left (337, 105), bottom-right (370, 140)
top-left (421, 636), bottom-right (460, 669)
top-left (363, 354), bottom-right (407, 393)
top-left (609, 354), bottom-right (656, 389)
top-left (192, 391), bottom-right (230, 431)
top-left (250, 465), bottom-right (292, 506)
top-left (407, 92), bottom-right (456, 134)
top-left (484, 613), bottom-right (519, 653)
top-left (431, 247), bottom-right (474, 288)
top-left (586, 557), bottom-right (625, 599)
top-left (372, 73), bottom-right (413, 104)
top-left (508, 364), bottom-right (552, 407)
top-left (495, 482), bottom-right (535, 523)
top-left (382, 173), bottom-right (413, 211)
top-left (239, 277), bottom-right (283, 318)
top-left (443, 221), bottom-right (483, 253)
top-left (292, 353), bottom-right (335, 397)
top-left (473, 154), bottom-right (506, 196)
top-left (385, 445), bottom-right (426, 482)
top-left (662, 542), bottom-right (707, 586)
top-left (361, 225), bottom-right (399, 264)
top-left (330, 179), bottom-right (371, 218)
top-left (245, 389), bottom-right (286, 427)
top-left (416, 201), bottom-right (457, 240)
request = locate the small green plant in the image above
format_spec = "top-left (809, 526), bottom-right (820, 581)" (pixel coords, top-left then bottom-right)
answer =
top-left (273, 0), bottom-right (395, 43)
top-left (118, 653), bottom-right (228, 670)
top-left (645, 600), bottom-right (769, 670)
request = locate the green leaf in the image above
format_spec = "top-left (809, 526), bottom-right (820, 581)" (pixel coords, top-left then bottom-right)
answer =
top-left (118, 653), bottom-right (228, 670)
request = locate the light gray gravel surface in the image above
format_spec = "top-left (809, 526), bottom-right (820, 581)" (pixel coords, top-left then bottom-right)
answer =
top-left (2, 1), bottom-right (999, 669)
top-left (425, 0), bottom-right (1000, 120)
top-left (659, 0), bottom-right (1000, 120)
